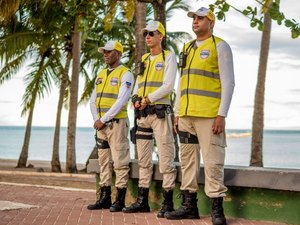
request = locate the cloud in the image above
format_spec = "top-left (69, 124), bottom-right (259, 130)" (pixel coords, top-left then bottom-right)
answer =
top-left (267, 99), bottom-right (300, 107)
top-left (0, 100), bottom-right (17, 103)
top-left (269, 35), bottom-right (300, 61)
top-left (290, 89), bottom-right (300, 94)
top-left (217, 24), bottom-right (261, 54)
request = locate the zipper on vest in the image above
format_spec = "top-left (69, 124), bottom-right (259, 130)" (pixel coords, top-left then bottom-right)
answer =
top-left (142, 58), bottom-right (151, 96)
top-left (97, 70), bottom-right (110, 118)
top-left (185, 50), bottom-right (196, 115)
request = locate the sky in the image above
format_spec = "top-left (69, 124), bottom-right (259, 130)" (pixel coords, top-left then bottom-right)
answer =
top-left (0, 0), bottom-right (300, 129)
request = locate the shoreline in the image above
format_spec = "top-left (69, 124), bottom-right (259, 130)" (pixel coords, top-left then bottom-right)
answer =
top-left (0, 158), bottom-right (86, 173)
top-left (0, 158), bottom-right (96, 190)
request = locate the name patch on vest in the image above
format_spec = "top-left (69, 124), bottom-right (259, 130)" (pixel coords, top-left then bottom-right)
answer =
top-left (110, 77), bottom-right (118, 86)
top-left (155, 62), bottom-right (164, 71)
top-left (96, 77), bottom-right (102, 85)
top-left (200, 50), bottom-right (210, 59)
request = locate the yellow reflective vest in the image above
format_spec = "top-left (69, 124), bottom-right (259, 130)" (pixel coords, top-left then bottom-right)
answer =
top-left (179, 36), bottom-right (222, 118)
top-left (95, 65), bottom-right (129, 119)
top-left (137, 50), bottom-right (170, 105)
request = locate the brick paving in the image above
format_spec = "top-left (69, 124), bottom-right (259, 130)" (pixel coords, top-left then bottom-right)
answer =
top-left (0, 183), bottom-right (288, 225)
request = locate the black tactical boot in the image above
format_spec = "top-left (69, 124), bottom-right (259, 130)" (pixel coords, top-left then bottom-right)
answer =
top-left (211, 197), bottom-right (227, 225)
top-left (122, 187), bottom-right (150, 213)
top-left (110, 188), bottom-right (127, 212)
top-left (87, 186), bottom-right (111, 210)
top-left (165, 190), bottom-right (200, 220)
top-left (157, 190), bottom-right (174, 218)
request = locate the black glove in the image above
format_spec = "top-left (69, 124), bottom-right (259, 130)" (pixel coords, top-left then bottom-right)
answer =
top-left (132, 94), bottom-right (142, 104)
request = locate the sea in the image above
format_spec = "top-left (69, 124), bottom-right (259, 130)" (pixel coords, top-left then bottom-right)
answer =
top-left (0, 126), bottom-right (299, 170)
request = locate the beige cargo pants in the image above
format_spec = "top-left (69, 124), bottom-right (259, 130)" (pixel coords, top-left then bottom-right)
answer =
top-left (178, 116), bottom-right (227, 198)
top-left (136, 113), bottom-right (177, 190)
top-left (96, 118), bottom-right (130, 188)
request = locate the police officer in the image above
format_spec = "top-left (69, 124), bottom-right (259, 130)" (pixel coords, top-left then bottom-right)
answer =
top-left (165, 7), bottom-right (235, 225)
top-left (88, 40), bottom-right (134, 212)
top-left (122, 21), bottom-right (177, 218)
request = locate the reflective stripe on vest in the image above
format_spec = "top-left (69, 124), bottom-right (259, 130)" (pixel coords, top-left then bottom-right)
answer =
top-left (179, 36), bottom-right (222, 118)
top-left (137, 51), bottom-right (171, 105)
top-left (95, 65), bottom-right (129, 119)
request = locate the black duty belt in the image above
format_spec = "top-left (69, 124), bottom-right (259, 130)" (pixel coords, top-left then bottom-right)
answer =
top-left (106, 118), bottom-right (120, 124)
top-left (135, 104), bottom-right (172, 118)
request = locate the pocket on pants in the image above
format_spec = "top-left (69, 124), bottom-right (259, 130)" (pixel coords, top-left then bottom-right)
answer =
top-left (210, 132), bottom-right (227, 148)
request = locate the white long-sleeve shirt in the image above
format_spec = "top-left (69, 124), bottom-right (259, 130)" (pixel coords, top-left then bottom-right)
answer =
top-left (174, 39), bottom-right (235, 117)
top-left (132, 52), bottom-right (177, 103)
top-left (90, 67), bottom-right (134, 123)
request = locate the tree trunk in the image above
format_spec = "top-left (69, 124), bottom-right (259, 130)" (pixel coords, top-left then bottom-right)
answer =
top-left (134, 0), bottom-right (146, 75)
top-left (152, 0), bottom-right (167, 49)
top-left (17, 104), bottom-right (34, 168)
top-left (250, 7), bottom-right (272, 167)
top-left (66, 17), bottom-right (81, 173)
top-left (133, 0), bottom-right (147, 159)
top-left (51, 51), bottom-right (72, 172)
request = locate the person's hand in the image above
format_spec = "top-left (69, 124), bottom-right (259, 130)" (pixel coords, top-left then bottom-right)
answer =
top-left (139, 96), bottom-right (150, 110)
top-left (173, 116), bottom-right (179, 134)
top-left (94, 120), bottom-right (106, 131)
top-left (212, 116), bottom-right (225, 134)
top-left (134, 101), bottom-right (141, 109)
top-left (139, 103), bottom-right (146, 110)
top-left (132, 94), bottom-right (142, 109)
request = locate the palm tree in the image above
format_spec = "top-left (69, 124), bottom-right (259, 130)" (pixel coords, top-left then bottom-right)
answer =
top-left (1, 0), bottom-right (65, 168)
top-left (250, 0), bottom-right (272, 167)
top-left (65, 15), bottom-right (81, 173)
top-left (18, 48), bottom-right (61, 167)
top-left (51, 43), bottom-right (72, 172)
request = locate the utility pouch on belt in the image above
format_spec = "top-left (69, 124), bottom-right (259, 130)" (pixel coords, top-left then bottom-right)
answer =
top-left (155, 105), bottom-right (166, 119)
top-left (94, 134), bottom-right (110, 149)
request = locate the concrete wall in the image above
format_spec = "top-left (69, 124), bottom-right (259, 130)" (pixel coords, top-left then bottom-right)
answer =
top-left (87, 159), bottom-right (300, 192)
top-left (87, 159), bottom-right (300, 224)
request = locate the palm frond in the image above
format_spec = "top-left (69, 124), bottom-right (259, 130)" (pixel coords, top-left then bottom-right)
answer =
top-left (166, 0), bottom-right (190, 20)
top-left (0, 52), bottom-right (26, 84)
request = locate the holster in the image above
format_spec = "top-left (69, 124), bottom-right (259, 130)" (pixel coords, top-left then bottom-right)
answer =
top-left (130, 127), bottom-right (137, 144)
top-left (94, 134), bottom-right (110, 149)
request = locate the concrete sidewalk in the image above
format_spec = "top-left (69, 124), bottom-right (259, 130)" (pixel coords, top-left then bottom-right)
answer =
top-left (0, 182), bottom-right (287, 225)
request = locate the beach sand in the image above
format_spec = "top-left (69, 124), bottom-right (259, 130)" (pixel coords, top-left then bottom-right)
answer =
top-left (0, 158), bottom-right (96, 190)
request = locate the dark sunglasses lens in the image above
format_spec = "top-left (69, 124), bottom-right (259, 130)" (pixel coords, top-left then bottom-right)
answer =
top-left (143, 31), bottom-right (155, 37)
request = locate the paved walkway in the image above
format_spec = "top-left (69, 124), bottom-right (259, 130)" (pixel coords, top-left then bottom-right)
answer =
top-left (0, 182), bottom-right (287, 225)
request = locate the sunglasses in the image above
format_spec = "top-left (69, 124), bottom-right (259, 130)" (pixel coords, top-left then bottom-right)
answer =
top-left (143, 31), bottom-right (156, 37)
